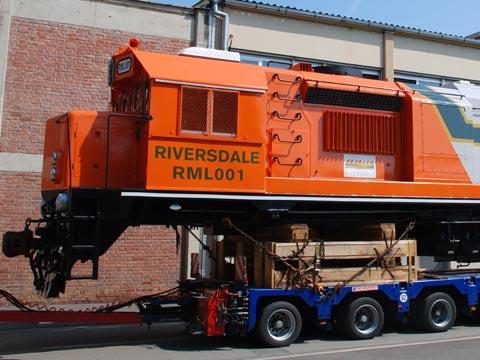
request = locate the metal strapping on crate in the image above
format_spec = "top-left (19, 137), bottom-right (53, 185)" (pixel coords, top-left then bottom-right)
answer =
top-left (334, 221), bottom-right (416, 292)
top-left (223, 218), bottom-right (320, 291)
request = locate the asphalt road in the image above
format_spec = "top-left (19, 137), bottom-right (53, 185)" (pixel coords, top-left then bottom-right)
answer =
top-left (2, 321), bottom-right (480, 360)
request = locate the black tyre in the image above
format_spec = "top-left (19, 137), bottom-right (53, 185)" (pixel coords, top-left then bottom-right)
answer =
top-left (257, 301), bottom-right (302, 347)
top-left (338, 297), bottom-right (384, 340)
top-left (416, 292), bottom-right (456, 332)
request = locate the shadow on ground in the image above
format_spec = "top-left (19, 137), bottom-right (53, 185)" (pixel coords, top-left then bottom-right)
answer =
top-left (0, 317), bottom-right (478, 356)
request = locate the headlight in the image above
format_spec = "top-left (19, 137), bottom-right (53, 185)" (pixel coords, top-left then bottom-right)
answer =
top-left (55, 193), bottom-right (69, 213)
top-left (50, 167), bottom-right (57, 182)
top-left (50, 152), bottom-right (58, 182)
top-left (51, 152), bottom-right (57, 166)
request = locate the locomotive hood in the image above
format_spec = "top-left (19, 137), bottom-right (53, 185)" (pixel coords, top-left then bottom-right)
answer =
top-left (112, 39), bottom-right (268, 93)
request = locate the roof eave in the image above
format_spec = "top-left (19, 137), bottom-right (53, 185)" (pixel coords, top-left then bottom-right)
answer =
top-left (467, 31), bottom-right (480, 40)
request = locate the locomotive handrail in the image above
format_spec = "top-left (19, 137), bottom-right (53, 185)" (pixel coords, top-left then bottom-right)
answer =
top-left (273, 92), bottom-right (301, 102)
top-left (272, 73), bottom-right (303, 84)
top-left (273, 157), bottom-right (303, 166)
top-left (272, 111), bottom-right (302, 121)
top-left (272, 134), bottom-right (303, 144)
top-left (303, 78), bottom-right (407, 96)
top-left (303, 78), bottom-right (466, 99)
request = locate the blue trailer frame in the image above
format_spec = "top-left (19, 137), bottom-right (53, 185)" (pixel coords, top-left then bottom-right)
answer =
top-left (246, 274), bottom-right (480, 332)
top-left (2, 273), bottom-right (479, 347)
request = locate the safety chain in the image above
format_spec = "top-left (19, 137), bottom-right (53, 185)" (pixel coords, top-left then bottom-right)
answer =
top-left (0, 287), bottom-right (180, 313)
top-left (185, 226), bottom-right (217, 263)
top-left (334, 220), bottom-right (416, 292)
top-left (287, 234), bottom-right (311, 260)
top-left (223, 218), bottom-right (316, 288)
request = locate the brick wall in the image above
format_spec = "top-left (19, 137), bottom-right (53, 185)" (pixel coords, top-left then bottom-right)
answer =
top-left (0, 17), bottom-right (190, 304)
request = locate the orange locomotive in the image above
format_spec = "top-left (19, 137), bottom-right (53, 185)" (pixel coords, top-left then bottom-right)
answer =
top-left (3, 39), bottom-right (480, 296)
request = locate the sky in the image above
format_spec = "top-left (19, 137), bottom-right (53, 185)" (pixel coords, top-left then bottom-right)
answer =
top-left (156, 0), bottom-right (479, 37)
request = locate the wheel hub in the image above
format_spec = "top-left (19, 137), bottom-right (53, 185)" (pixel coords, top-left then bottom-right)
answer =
top-left (431, 299), bottom-right (452, 328)
top-left (266, 309), bottom-right (296, 342)
top-left (353, 304), bottom-right (380, 335)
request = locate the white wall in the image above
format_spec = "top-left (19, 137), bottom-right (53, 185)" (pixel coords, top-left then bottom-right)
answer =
top-left (228, 8), bottom-right (383, 68)
top-left (395, 35), bottom-right (480, 82)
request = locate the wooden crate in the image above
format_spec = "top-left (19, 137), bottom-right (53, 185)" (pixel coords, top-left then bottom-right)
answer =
top-left (263, 239), bottom-right (417, 288)
top-left (267, 242), bottom-right (321, 257)
top-left (323, 240), bottom-right (415, 259)
top-left (263, 242), bottom-right (320, 288)
top-left (254, 224), bottom-right (310, 243)
top-left (323, 223), bottom-right (396, 242)
top-left (264, 240), bottom-right (415, 260)
top-left (269, 265), bottom-right (416, 288)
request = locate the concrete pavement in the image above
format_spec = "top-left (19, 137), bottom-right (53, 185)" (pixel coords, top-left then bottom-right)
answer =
top-left (2, 321), bottom-right (480, 360)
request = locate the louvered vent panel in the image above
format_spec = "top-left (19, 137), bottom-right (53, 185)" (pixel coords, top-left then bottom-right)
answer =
top-left (212, 90), bottom-right (238, 136)
top-left (181, 87), bottom-right (208, 133)
top-left (304, 87), bottom-right (403, 112)
top-left (323, 111), bottom-right (396, 154)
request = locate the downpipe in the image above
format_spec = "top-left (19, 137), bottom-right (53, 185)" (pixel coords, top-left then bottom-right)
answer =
top-left (209, 0), bottom-right (229, 50)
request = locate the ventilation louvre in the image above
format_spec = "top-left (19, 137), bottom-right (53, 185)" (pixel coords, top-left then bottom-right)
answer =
top-left (181, 87), bottom-right (208, 133)
top-left (180, 87), bottom-right (238, 137)
top-left (323, 110), bottom-right (396, 155)
top-left (213, 91), bottom-right (238, 136)
top-left (304, 87), bottom-right (403, 112)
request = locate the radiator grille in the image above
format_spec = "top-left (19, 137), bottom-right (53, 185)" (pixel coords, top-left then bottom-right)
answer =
top-left (304, 87), bottom-right (403, 112)
top-left (181, 87), bottom-right (208, 133)
top-left (213, 90), bottom-right (238, 136)
top-left (323, 110), bottom-right (396, 154)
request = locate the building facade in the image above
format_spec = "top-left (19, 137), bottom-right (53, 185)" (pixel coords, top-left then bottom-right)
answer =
top-left (0, 0), bottom-right (479, 303)
top-left (0, 0), bottom-right (194, 304)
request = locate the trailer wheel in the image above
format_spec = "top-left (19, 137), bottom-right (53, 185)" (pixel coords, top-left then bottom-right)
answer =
top-left (257, 301), bottom-right (302, 347)
top-left (339, 297), bottom-right (384, 340)
top-left (417, 292), bottom-right (456, 332)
